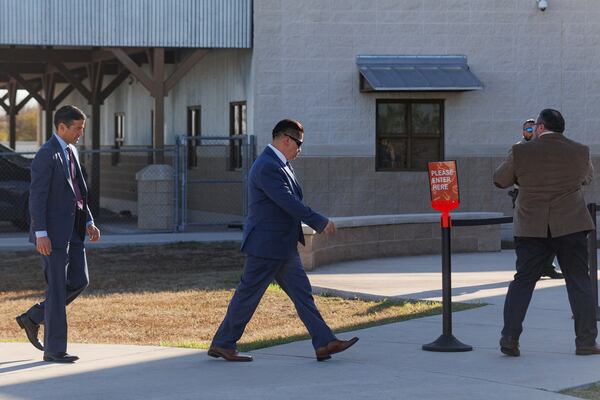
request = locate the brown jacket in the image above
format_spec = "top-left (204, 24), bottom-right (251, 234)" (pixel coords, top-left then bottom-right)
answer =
top-left (494, 132), bottom-right (594, 238)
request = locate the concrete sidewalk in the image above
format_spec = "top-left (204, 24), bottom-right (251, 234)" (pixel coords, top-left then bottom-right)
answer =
top-left (1, 250), bottom-right (599, 399)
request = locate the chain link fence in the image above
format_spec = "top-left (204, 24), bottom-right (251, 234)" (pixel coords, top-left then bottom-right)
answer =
top-left (78, 146), bottom-right (177, 233)
top-left (0, 135), bottom-right (255, 234)
top-left (176, 134), bottom-right (255, 230)
top-left (0, 143), bottom-right (34, 233)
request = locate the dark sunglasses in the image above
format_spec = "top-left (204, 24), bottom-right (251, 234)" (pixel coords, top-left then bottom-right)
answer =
top-left (285, 134), bottom-right (303, 148)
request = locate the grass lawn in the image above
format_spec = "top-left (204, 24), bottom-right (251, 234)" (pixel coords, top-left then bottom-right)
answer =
top-left (0, 242), bottom-right (482, 351)
top-left (562, 383), bottom-right (600, 400)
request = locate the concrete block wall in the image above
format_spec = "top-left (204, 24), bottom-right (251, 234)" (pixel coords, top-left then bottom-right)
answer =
top-left (300, 220), bottom-right (501, 270)
top-left (252, 0), bottom-right (600, 217)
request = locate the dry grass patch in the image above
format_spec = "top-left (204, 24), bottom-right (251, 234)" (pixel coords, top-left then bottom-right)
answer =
top-left (0, 242), bottom-right (482, 351)
top-left (562, 383), bottom-right (600, 400)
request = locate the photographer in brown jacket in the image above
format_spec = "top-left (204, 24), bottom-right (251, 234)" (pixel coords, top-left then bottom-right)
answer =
top-left (494, 108), bottom-right (599, 357)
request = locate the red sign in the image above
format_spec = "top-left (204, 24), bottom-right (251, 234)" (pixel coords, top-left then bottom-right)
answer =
top-left (428, 161), bottom-right (460, 217)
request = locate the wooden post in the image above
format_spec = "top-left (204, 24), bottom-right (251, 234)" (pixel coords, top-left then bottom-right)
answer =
top-left (7, 79), bottom-right (17, 150)
top-left (110, 47), bottom-right (208, 165)
top-left (42, 73), bottom-right (55, 140)
top-left (152, 48), bottom-right (165, 164)
top-left (88, 62), bottom-right (103, 218)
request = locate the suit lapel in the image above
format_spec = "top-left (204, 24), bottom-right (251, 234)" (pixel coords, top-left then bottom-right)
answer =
top-left (264, 147), bottom-right (302, 199)
top-left (51, 136), bottom-right (77, 197)
top-left (282, 165), bottom-right (302, 199)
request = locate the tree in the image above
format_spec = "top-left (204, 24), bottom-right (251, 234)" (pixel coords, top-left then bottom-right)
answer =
top-left (0, 105), bottom-right (39, 142)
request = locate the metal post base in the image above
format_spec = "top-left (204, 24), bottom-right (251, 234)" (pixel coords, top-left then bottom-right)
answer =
top-left (422, 334), bottom-right (473, 352)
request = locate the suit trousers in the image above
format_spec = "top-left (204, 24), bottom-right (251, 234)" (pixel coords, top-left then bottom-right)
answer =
top-left (211, 253), bottom-right (336, 350)
top-left (502, 231), bottom-right (597, 347)
top-left (27, 228), bottom-right (89, 354)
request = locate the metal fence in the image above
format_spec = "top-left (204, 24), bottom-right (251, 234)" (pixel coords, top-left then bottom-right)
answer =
top-left (78, 146), bottom-right (177, 233)
top-left (0, 145), bottom-right (34, 233)
top-left (176, 134), bottom-right (255, 230)
top-left (0, 136), bottom-right (256, 234)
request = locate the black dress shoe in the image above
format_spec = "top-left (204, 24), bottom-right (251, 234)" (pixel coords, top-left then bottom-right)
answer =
top-left (43, 352), bottom-right (79, 363)
top-left (541, 268), bottom-right (563, 279)
top-left (499, 336), bottom-right (520, 357)
top-left (16, 313), bottom-right (44, 351)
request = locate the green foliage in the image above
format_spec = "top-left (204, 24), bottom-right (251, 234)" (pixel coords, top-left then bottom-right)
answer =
top-left (0, 105), bottom-right (39, 142)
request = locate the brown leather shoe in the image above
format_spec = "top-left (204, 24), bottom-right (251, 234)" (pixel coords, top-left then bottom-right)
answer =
top-left (499, 336), bottom-right (520, 357)
top-left (315, 337), bottom-right (359, 361)
top-left (576, 343), bottom-right (600, 355)
top-left (207, 346), bottom-right (253, 362)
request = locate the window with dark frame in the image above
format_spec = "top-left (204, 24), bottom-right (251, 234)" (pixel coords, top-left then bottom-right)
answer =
top-left (112, 113), bottom-right (125, 166)
top-left (229, 101), bottom-right (246, 171)
top-left (375, 100), bottom-right (443, 171)
top-left (187, 106), bottom-right (201, 168)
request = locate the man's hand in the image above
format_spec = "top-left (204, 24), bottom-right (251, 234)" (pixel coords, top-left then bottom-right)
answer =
top-left (36, 236), bottom-right (52, 256)
top-left (87, 224), bottom-right (101, 242)
top-left (322, 220), bottom-right (336, 235)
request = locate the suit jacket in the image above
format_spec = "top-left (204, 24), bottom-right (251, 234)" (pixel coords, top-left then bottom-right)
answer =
top-left (29, 135), bottom-right (93, 247)
top-left (241, 146), bottom-right (328, 259)
top-left (494, 132), bottom-right (594, 238)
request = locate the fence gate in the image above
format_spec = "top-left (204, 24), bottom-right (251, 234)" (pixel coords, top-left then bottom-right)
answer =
top-left (176, 134), bottom-right (255, 230)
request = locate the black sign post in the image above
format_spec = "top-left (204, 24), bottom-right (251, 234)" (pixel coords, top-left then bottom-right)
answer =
top-left (423, 161), bottom-right (472, 352)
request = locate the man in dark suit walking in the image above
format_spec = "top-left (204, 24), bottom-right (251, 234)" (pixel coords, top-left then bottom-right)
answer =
top-left (208, 119), bottom-right (358, 362)
top-left (494, 109), bottom-right (599, 356)
top-left (16, 105), bottom-right (100, 363)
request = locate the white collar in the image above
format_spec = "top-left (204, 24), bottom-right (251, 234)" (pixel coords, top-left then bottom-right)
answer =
top-left (268, 144), bottom-right (288, 165)
top-left (539, 131), bottom-right (556, 137)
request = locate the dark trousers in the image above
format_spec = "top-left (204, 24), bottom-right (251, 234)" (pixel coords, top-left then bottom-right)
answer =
top-left (211, 253), bottom-right (336, 350)
top-left (502, 231), bottom-right (597, 347)
top-left (27, 228), bottom-right (89, 354)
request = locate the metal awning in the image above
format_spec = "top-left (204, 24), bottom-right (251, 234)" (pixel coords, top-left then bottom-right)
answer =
top-left (357, 55), bottom-right (483, 92)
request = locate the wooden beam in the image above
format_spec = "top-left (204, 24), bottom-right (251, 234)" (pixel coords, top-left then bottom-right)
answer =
top-left (86, 61), bottom-right (104, 100)
top-left (15, 91), bottom-right (34, 113)
top-left (153, 48), bottom-right (165, 163)
top-left (53, 62), bottom-right (92, 101)
top-left (8, 79), bottom-right (17, 149)
top-left (0, 48), bottom-right (96, 63)
top-left (100, 68), bottom-right (129, 101)
top-left (51, 84), bottom-right (75, 109)
top-left (164, 49), bottom-right (209, 93)
top-left (11, 73), bottom-right (45, 105)
top-left (41, 73), bottom-right (56, 140)
top-left (0, 97), bottom-right (7, 113)
top-left (109, 48), bottom-right (154, 94)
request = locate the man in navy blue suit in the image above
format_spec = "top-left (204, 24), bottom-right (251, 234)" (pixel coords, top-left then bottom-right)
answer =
top-left (208, 119), bottom-right (358, 362)
top-left (16, 105), bottom-right (100, 363)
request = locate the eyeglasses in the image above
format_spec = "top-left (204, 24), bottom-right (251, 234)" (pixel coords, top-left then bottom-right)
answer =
top-left (285, 134), bottom-right (303, 148)
top-left (524, 127), bottom-right (534, 133)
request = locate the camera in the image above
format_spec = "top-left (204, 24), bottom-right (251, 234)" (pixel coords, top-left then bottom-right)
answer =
top-left (537, 0), bottom-right (548, 11)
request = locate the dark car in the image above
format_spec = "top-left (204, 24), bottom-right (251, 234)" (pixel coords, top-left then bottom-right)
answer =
top-left (0, 143), bottom-right (31, 231)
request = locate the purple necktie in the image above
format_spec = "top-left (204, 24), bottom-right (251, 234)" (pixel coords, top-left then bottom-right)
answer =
top-left (66, 146), bottom-right (84, 210)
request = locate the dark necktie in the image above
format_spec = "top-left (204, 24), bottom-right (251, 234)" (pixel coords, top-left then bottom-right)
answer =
top-left (66, 146), bottom-right (84, 210)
